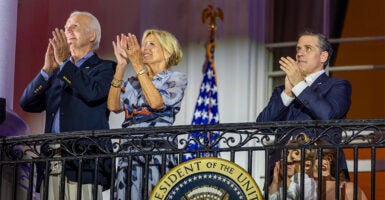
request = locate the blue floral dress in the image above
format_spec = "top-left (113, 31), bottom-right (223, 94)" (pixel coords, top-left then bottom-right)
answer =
top-left (114, 70), bottom-right (187, 200)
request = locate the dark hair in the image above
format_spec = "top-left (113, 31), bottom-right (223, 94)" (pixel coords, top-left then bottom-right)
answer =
top-left (314, 139), bottom-right (346, 181)
top-left (299, 31), bottom-right (333, 68)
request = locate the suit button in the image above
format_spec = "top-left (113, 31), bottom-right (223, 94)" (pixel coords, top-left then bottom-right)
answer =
top-left (51, 113), bottom-right (55, 117)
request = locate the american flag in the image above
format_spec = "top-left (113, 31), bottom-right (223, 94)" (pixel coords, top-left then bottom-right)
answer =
top-left (183, 44), bottom-right (220, 161)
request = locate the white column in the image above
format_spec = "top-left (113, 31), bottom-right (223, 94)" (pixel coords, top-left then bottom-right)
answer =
top-left (0, 0), bottom-right (18, 109)
top-left (0, 0), bottom-right (29, 136)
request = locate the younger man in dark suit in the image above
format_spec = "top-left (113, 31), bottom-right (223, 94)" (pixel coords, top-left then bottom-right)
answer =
top-left (256, 31), bottom-right (352, 184)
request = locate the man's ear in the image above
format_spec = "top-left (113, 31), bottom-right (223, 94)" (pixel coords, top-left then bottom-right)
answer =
top-left (89, 31), bottom-right (97, 42)
top-left (320, 51), bottom-right (328, 63)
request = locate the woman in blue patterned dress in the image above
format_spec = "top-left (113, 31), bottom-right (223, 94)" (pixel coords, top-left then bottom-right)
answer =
top-left (108, 29), bottom-right (187, 199)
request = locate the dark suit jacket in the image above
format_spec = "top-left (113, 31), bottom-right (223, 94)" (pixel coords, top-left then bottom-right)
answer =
top-left (256, 73), bottom-right (352, 178)
top-left (257, 73), bottom-right (351, 123)
top-left (20, 53), bottom-right (116, 191)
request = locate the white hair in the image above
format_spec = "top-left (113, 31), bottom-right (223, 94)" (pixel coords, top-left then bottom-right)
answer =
top-left (70, 11), bottom-right (101, 50)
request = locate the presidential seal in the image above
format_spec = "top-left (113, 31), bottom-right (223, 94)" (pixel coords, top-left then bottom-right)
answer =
top-left (150, 157), bottom-right (263, 200)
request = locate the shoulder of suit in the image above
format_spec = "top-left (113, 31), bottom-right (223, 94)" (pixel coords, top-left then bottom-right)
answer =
top-left (87, 54), bottom-right (116, 67)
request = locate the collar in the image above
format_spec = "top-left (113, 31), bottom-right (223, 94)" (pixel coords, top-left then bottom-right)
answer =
top-left (153, 70), bottom-right (171, 81)
top-left (305, 70), bottom-right (325, 86)
top-left (69, 51), bottom-right (95, 67)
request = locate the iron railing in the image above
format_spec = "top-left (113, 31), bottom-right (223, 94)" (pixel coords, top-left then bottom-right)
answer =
top-left (1, 119), bottom-right (384, 200)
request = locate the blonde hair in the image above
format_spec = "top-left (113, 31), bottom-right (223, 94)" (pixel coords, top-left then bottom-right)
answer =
top-left (142, 29), bottom-right (183, 68)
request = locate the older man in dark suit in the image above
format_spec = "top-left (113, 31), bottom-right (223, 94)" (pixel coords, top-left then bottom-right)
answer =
top-left (20, 11), bottom-right (115, 200)
top-left (257, 31), bottom-right (352, 185)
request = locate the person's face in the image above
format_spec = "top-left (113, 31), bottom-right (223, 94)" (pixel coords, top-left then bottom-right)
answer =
top-left (295, 35), bottom-right (328, 77)
top-left (312, 154), bottom-right (333, 178)
top-left (280, 149), bottom-right (301, 177)
top-left (141, 34), bottom-right (169, 67)
top-left (64, 14), bottom-right (95, 50)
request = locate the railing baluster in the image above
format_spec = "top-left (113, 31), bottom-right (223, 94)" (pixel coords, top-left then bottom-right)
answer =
top-left (109, 155), bottom-right (116, 200)
top-left (60, 159), bottom-right (66, 200)
top-left (353, 146), bottom-right (359, 200)
top-left (77, 159), bottom-right (83, 200)
top-left (371, 146), bottom-right (376, 200)
top-left (27, 162), bottom-right (34, 200)
top-left (93, 157), bottom-right (99, 200)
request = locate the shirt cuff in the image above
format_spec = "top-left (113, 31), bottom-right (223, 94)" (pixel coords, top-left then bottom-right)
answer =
top-left (40, 69), bottom-right (51, 81)
top-left (281, 91), bottom-right (295, 106)
top-left (292, 80), bottom-right (307, 97)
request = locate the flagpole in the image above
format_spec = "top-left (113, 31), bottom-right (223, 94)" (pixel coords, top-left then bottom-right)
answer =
top-left (183, 5), bottom-right (223, 161)
top-left (201, 4), bottom-right (223, 78)
top-left (202, 5), bottom-right (223, 157)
